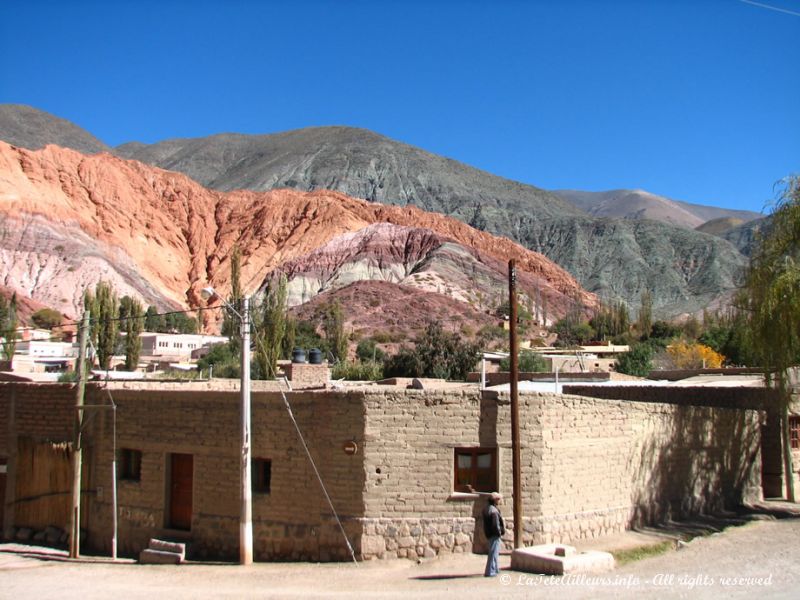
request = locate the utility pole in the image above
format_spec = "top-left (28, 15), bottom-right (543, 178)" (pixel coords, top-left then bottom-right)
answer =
top-left (70, 310), bottom-right (90, 558)
top-left (201, 286), bottom-right (254, 565)
top-left (240, 296), bottom-right (253, 565)
top-left (508, 260), bottom-right (522, 548)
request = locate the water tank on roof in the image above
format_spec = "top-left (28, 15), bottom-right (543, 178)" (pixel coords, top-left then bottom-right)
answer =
top-left (308, 348), bottom-right (323, 365)
top-left (291, 348), bottom-right (307, 363)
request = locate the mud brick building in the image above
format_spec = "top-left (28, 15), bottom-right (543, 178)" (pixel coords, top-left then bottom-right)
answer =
top-left (0, 381), bottom-right (774, 561)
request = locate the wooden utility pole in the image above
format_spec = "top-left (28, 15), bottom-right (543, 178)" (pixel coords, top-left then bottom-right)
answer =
top-left (508, 260), bottom-right (522, 548)
top-left (70, 310), bottom-right (90, 558)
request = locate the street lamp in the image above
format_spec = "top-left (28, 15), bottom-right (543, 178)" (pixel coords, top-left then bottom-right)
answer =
top-left (201, 286), bottom-right (253, 565)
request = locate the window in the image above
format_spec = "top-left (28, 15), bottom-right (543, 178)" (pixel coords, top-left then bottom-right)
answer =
top-left (119, 448), bottom-right (142, 481)
top-left (253, 458), bottom-right (271, 494)
top-left (454, 447), bottom-right (497, 493)
top-left (790, 417), bottom-right (800, 450)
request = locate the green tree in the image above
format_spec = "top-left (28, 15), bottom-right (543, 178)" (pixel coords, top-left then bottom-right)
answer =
top-left (323, 301), bottom-right (348, 362)
top-left (222, 246), bottom-right (243, 352)
top-left (119, 296), bottom-right (144, 371)
top-left (356, 338), bottom-right (386, 363)
top-left (196, 342), bottom-right (240, 378)
top-left (740, 175), bottom-right (800, 501)
top-left (31, 307), bottom-right (63, 330)
top-left (637, 290), bottom-right (653, 339)
top-left (144, 305), bottom-right (164, 332)
top-left (500, 350), bottom-right (547, 373)
top-left (253, 274), bottom-right (289, 379)
top-left (282, 317), bottom-right (297, 359)
top-left (384, 322), bottom-right (480, 380)
top-left (0, 293), bottom-right (18, 360)
top-left (650, 320), bottom-right (680, 340)
top-left (615, 342), bottom-right (654, 377)
top-left (553, 319), bottom-right (595, 347)
top-left (84, 281), bottom-right (119, 370)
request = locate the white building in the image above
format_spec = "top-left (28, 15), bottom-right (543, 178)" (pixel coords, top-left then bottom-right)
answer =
top-left (140, 333), bottom-right (228, 360)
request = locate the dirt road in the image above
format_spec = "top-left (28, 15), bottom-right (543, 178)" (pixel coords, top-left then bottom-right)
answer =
top-left (2, 518), bottom-right (798, 599)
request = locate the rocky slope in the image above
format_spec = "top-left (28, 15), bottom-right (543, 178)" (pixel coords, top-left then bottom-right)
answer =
top-left (271, 222), bottom-right (567, 324)
top-left (0, 105), bottom-right (109, 155)
top-left (521, 216), bottom-right (747, 317)
top-left (0, 105), bottom-right (752, 316)
top-left (290, 280), bottom-right (502, 349)
top-left (0, 142), bottom-right (592, 325)
top-left (553, 189), bottom-right (762, 229)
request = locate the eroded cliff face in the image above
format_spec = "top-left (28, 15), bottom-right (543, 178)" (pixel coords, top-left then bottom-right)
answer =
top-left (0, 142), bottom-right (594, 323)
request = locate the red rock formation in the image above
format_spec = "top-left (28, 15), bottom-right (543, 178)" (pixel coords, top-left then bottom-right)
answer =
top-left (0, 142), bottom-right (595, 326)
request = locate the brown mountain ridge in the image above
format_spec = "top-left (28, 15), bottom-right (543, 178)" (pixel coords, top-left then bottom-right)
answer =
top-left (0, 142), bottom-right (595, 328)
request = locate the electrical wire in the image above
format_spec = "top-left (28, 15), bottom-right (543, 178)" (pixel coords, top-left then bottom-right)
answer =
top-left (250, 319), bottom-right (359, 565)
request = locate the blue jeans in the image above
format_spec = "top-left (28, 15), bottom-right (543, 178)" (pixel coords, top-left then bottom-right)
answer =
top-left (484, 536), bottom-right (501, 577)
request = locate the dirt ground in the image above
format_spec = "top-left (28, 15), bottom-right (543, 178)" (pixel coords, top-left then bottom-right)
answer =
top-left (2, 517), bottom-right (799, 600)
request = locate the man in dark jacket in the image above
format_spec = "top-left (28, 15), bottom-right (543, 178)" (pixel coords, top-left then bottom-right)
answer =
top-left (483, 492), bottom-right (505, 577)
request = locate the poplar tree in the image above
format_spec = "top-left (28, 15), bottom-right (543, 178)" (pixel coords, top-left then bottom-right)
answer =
top-left (0, 293), bottom-right (18, 360)
top-left (84, 281), bottom-right (119, 370)
top-left (254, 274), bottom-right (288, 379)
top-left (119, 296), bottom-right (145, 371)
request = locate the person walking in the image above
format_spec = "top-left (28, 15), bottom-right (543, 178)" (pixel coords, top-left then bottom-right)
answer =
top-left (483, 491), bottom-right (505, 577)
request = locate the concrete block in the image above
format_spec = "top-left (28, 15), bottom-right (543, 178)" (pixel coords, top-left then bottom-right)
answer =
top-left (139, 549), bottom-right (184, 565)
top-left (511, 544), bottom-right (615, 575)
top-left (149, 538), bottom-right (186, 560)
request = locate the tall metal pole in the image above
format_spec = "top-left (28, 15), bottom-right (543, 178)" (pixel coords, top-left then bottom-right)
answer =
top-left (508, 260), bottom-right (522, 548)
top-left (240, 297), bottom-right (253, 565)
top-left (110, 402), bottom-right (118, 560)
top-left (70, 310), bottom-right (90, 558)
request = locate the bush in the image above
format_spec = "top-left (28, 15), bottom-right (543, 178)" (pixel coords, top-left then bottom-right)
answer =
top-left (58, 370), bottom-right (79, 383)
top-left (356, 338), bottom-right (385, 363)
top-left (499, 351), bottom-right (548, 372)
top-left (31, 308), bottom-right (63, 329)
top-left (383, 322), bottom-right (479, 380)
top-left (331, 360), bottom-right (383, 381)
top-left (197, 342), bottom-right (240, 378)
top-left (615, 342), bottom-right (655, 377)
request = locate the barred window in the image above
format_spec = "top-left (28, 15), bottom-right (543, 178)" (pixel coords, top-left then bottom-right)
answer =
top-left (790, 417), bottom-right (800, 450)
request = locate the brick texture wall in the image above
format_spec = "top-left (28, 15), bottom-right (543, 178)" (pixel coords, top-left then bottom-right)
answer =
top-left (1, 383), bottom-right (765, 562)
top-left (83, 387), bottom-right (366, 561)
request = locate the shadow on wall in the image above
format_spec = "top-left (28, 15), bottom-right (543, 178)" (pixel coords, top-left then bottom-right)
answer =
top-left (629, 404), bottom-right (761, 526)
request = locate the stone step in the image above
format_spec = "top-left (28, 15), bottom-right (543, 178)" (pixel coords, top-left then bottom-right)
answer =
top-left (148, 538), bottom-right (186, 560)
top-left (139, 548), bottom-right (184, 565)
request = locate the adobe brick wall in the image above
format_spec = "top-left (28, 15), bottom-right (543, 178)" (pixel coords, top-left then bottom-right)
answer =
top-left (564, 385), bottom-right (782, 497)
top-left (530, 393), bottom-right (762, 544)
top-left (358, 389), bottom-right (762, 559)
top-left (82, 386), bottom-right (366, 561)
top-left (284, 363), bottom-right (330, 388)
top-left (0, 382), bottom-right (765, 562)
top-left (359, 389), bottom-right (489, 559)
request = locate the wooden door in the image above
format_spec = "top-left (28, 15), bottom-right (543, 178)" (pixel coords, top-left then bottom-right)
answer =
top-left (168, 453), bottom-right (193, 530)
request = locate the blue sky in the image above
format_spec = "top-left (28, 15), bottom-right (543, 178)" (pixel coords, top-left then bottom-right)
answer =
top-left (1, 0), bottom-right (798, 213)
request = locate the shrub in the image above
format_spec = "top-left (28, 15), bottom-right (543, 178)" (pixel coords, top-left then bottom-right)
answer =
top-left (356, 338), bottom-right (385, 363)
top-left (31, 308), bottom-right (63, 329)
top-left (383, 322), bottom-right (480, 380)
top-left (499, 351), bottom-right (548, 372)
top-left (615, 342), bottom-right (655, 377)
top-left (331, 360), bottom-right (383, 381)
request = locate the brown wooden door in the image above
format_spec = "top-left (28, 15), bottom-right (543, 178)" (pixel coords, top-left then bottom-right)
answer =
top-left (168, 453), bottom-right (193, 530)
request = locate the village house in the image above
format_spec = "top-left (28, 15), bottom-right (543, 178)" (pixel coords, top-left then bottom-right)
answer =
top-left (1, 377), bottom-right (782, 562)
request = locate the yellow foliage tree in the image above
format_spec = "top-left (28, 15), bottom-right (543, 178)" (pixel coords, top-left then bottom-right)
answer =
top-left (667, 341), bottom-right (725, 369)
